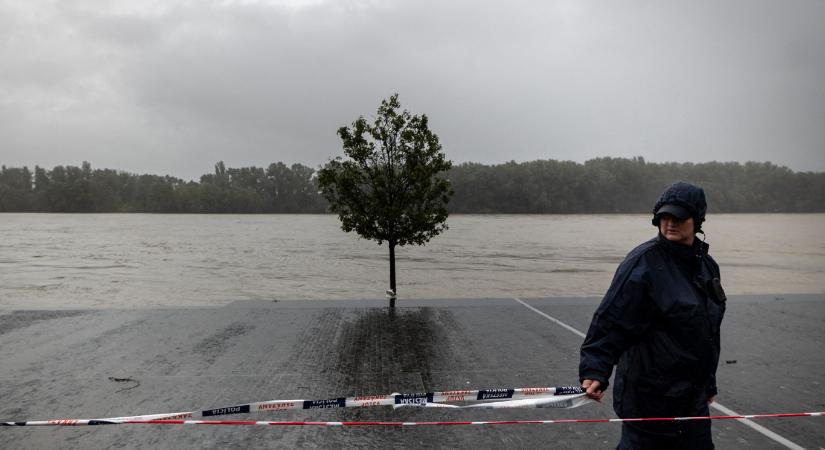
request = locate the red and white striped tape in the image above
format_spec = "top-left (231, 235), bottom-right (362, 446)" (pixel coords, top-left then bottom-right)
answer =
top-left (5, 412), bottom-right (822, 427)
top-left (3, 383), bottom-right (821, 428)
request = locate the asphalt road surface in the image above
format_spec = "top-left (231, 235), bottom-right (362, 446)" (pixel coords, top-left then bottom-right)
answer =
top-left (1, 294), bottom-right (823, 449)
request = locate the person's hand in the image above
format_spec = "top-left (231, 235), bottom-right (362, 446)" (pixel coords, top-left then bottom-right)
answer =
top-left (581, 379), bottom-right (604, 402)
top-left (707, 395), bottom-right (716, 405)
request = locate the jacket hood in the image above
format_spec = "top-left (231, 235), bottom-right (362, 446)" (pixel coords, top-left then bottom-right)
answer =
top-left (652, 181), bottom-right (707, 232)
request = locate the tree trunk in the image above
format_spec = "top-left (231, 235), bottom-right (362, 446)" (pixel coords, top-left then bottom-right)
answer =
top-left (388, 242), bottom-right (396, 308)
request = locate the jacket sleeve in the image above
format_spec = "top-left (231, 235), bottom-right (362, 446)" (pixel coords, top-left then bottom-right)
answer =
top-left (705, 256), bottom-right (723, 398)
top-left (706, 330), bottom-right (721, 398)
top-left (579, 259), bottom-right (653, 389)
top-left (707, 374), bottom-right (718, 397)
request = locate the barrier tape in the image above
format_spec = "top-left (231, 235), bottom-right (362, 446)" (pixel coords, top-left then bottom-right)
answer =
top-left (3, 412), bottom-right (821, 427)
top-left (1, 386), bottom-right (589, 426)
top-left (3, 383), bottom-right (821, 428)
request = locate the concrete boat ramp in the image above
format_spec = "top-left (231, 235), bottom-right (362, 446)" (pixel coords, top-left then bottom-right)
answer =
top-left (1, 295), bottom-right (823, 449)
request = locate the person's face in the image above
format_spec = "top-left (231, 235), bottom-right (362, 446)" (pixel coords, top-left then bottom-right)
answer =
top-left (659, 214), bottom-right (695, 246)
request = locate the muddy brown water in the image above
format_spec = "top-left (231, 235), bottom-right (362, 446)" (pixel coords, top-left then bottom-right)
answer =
top-left (1, 213), bottom-right (823, 309)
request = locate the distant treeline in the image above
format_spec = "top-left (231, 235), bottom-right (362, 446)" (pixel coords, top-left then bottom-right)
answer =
top-left (449, 158), bottom-right (825, 213)
top-left (1, 158), bottom-right (823, 213)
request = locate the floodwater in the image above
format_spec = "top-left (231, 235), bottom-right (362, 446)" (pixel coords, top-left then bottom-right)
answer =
top-left (0, 213), bottom-right (823, 309)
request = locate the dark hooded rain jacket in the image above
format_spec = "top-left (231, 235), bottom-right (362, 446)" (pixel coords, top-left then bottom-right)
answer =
top-left (579, 233), bottom-right (725, 431)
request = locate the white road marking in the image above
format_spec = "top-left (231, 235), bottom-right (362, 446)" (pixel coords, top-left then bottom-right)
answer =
top-left (512, 297), bottom-right (586, 338)
top-left (513, 297), bottom-right (807, 450)
top-left (709, 401), bottom-right (805, 450)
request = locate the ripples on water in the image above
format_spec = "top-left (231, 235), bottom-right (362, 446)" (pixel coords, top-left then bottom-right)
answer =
top-left (0, 214), bottom-right (823, 308)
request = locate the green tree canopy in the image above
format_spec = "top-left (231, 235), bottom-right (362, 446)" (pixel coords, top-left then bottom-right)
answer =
top-left (318, 94), bottom-right (453, 306)
top-left (1, 158), bottom-right (823, 214)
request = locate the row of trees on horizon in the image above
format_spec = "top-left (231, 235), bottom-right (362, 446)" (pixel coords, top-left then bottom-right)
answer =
top-left (0, 157), bottom-right (823, 214)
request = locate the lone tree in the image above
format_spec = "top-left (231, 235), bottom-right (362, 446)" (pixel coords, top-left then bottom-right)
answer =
top-left (318, 94), bottom-right (453, 308)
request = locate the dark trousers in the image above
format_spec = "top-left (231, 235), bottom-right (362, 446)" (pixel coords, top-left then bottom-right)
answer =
top-left (617, 419), bottom-right (714, 450)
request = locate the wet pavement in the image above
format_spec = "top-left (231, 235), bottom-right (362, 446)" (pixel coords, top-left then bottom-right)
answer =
top-left (0, 295), bottom-right (823, 449)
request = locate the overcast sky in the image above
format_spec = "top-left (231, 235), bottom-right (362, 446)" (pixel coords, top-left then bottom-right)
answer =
top-left (2, 0), bottom-right (824, 180)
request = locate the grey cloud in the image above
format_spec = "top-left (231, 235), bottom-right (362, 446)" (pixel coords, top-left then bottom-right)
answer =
top-left (1, 0), bottom-right (823, 180)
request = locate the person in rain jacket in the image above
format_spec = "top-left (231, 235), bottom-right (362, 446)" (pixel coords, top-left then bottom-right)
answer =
top-left (579, 181), bottom-right (726, 450)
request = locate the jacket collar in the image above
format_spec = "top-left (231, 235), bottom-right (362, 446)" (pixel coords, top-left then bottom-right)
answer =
top-left (656, 233), bottom-right (709, 269)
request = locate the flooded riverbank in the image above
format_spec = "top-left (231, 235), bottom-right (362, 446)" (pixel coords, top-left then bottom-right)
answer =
top-left (1, 213), bottom-right (823, 308)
